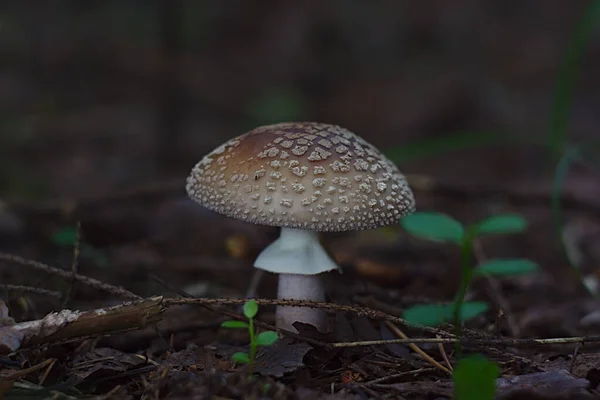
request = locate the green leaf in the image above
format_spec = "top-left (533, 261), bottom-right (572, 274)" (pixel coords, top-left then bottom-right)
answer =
top-left (243, 299), bottom-right (258, 319)
top-left (52, 227), bottom-right (78, 246)
top-left (400, 212), bottom-right (465, 244)
top-left (475, 214), bottom-right (527, 236)
top-left (256, 331), bottom-right (278, 346)
top-left (403, 302), bottom-right (489, 327)
top-left (403, 304), bottom-right (452, 326)
top-left (459, 301), bottom-right (489, 321)
top-left (231, 352), bottom-right (250, 364)
top-left (475, 259), bottom-right (539, 277)
top-left (221, 320), bottom-right (249, 329)
top-left (453, 354), bottom-right (499, 400)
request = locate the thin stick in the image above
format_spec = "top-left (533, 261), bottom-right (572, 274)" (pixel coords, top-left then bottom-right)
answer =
top-left (437, 335), bottom-right (453, 372)
top-left (2, 358), bottom-right (56, 381)
top-left (332, 338), bottom-right (458, 347)
top-left (38, 358), bottom-right (57, 385)
top-left (385, 321), bottom-right (451, 375)
top-left (151, 276), bottom-right (333, 350)
top-left (0, 284), bottom-right (61, 298)
top-left (166, 297), bottom-right (457, 338)
top-left (329, 335), bottom-right (600, 347)
top-left (363, 367), bottom-right (435, 386)
top-left (0, 252), bottom-right (140, 300)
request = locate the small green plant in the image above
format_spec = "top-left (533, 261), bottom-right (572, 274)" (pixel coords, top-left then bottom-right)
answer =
top-left (221, 299), bottom-right (278, 374)
top-left (400, 212), bottom-right (537, 338)
top-left (400, 212), bottom-right (536, 399)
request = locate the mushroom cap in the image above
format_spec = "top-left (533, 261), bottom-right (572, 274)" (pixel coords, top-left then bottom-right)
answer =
top-left (186, 122), bottom-right (415, 232)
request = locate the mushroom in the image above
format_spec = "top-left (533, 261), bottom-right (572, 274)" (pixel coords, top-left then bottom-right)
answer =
top-left (186, 122), bottom-right (415, 332)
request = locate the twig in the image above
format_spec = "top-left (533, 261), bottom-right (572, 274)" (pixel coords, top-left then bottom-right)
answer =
top-left (0, 284), bottom-right (62, 298)
top-left (484, 346), bottom-right (541, 369)
top-left (437, 335), bottom-right (453, 371)
top-left (38, 358), bottom-right (56, 385)
top-left (332, 338), bottom-right (458, 347)
top-left (329, 335), bottom-right (600, 347)
top-left (352, 295), bottom-right (486, 340)
top-left (0, 252), bottom-right (140, 300)
top-left (363, 367), bottom-right (435, 386)
top-left (2, 358), bottom-right (56, 381)
top-left (166, 297), bottom-right (457, 338)
top-left (385, 321), bottom-right (451, 375)
top-left (152, 275), bottom-right (333, 350)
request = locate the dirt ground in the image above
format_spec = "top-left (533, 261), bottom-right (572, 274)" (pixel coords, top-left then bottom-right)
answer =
top-left (1, 1), bottom-right (600, 399)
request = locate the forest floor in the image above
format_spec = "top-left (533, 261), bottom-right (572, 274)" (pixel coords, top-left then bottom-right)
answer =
top-left (2, 171), bottom-right (600, 399)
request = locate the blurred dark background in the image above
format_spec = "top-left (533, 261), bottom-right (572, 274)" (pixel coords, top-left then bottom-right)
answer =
top-left (2, 1), bottom-right (599, 202)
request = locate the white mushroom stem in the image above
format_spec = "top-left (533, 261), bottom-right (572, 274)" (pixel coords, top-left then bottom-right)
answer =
top-left (276, 273), bottom-right (325, 332)
top-left (253, 227), bottom-right (340, 332)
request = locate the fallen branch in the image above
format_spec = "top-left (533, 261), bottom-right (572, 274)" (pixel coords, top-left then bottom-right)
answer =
top-left (0, 296), bottom-right (164, 355)
top-left (3, 295), bottom-right (600, 358)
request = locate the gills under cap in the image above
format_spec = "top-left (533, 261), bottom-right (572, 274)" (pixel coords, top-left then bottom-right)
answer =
top-left (186, 122), bottom-right (415, 232)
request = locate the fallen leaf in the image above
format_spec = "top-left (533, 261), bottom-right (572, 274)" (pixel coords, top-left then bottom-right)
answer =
top-left (255, 337), bottom-right (312, 378)
top-left (71, 347), bottom-right (148, 380)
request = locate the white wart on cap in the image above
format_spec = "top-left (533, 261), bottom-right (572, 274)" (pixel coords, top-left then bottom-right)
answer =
top-left (186, 122), bottom-right (415, 232)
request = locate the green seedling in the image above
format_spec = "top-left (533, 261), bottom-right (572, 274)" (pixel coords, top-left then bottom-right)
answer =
top-left (401, 212), bottom-right (534, 399)
top-left (221, 299), bottom-right (278, 374)
top-left (400, 212), bottom-right (538, 344)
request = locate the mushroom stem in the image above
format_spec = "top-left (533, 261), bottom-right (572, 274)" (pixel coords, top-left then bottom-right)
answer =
top-left (276, 273), bottom-right (326, 332)
top-left (253, 227), bottom-right (340, 332)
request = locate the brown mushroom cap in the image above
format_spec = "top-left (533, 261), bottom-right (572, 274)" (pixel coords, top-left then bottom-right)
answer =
top-left (186, 122), bottom-right (415, 232)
